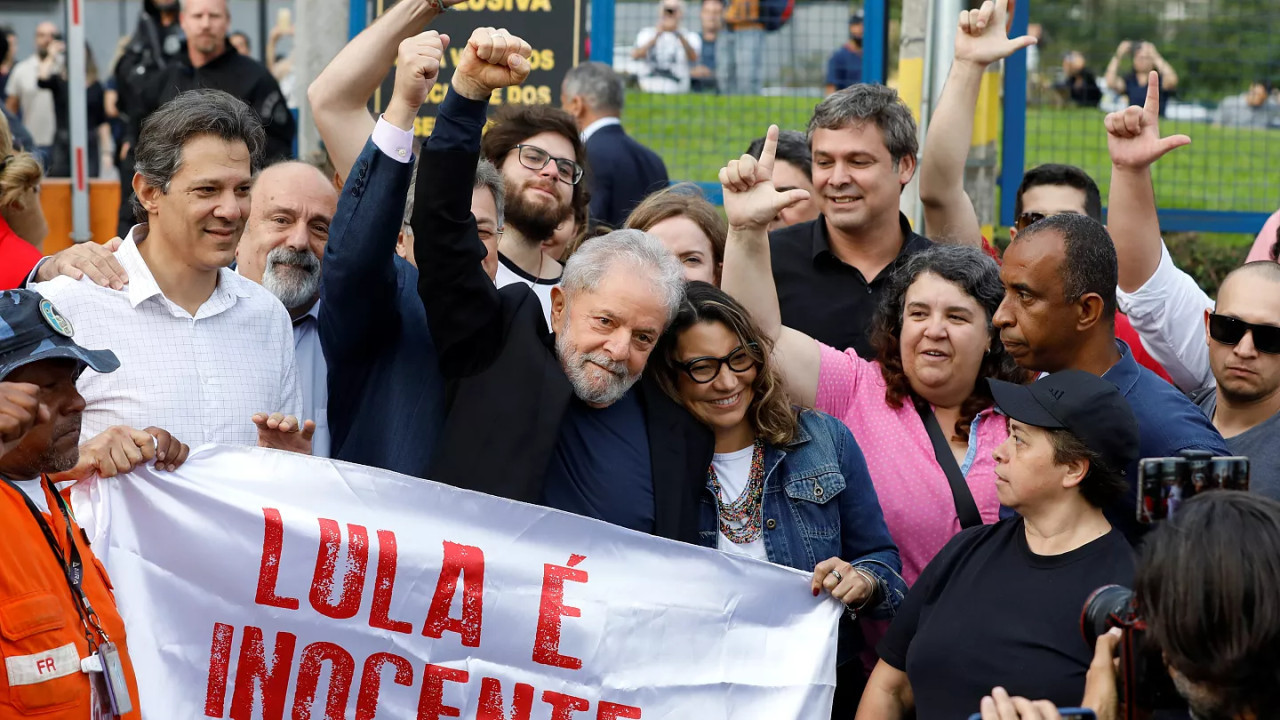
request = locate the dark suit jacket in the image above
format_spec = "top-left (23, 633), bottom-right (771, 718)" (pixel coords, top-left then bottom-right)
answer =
top-left (318, 139), bottom-right (446, 477)
top-left (413, 143), bottom-right (711, 545)
top-left (584, 123), bottom-right (670, 230)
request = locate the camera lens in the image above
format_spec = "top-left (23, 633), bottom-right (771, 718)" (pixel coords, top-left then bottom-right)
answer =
top-left (1080, 584), bottom-right (1134, 646)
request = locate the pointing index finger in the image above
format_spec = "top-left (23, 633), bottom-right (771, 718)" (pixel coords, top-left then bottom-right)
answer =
top-left (1143, 70), bottom-right (1161, 118)
top-left (758, 125), bottom-right (780, 178)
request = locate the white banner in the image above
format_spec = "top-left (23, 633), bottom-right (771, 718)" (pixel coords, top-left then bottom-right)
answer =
top-left (72, 446), bottom-right (840, 719)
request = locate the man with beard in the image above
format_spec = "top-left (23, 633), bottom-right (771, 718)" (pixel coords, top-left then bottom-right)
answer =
top-left (1104, 79), bottom-right (1280, 499)
top-left (234, 161), bottom-right (337, 457)
top-left (32, 90), bottom-right (310, 454)
top-left (414, 27), bottom-right (712, 541)
top-left (824, 12), bottom-right (864, 95)
top-left (481, 103), bottom-right (589, 329)
top-left (991, 212), bottom-right (1227, 542)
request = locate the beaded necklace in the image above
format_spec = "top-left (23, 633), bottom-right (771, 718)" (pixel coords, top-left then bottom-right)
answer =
top-left (708, 439), bottom-right (766, 544)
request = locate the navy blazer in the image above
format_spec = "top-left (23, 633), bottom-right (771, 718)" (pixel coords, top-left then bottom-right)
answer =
top-left (584, 123), bottom-right (670, 230)
top-left (318, 139), bottom-right (446, 477)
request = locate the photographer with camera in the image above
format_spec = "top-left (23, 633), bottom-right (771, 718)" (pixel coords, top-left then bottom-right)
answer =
top-left (857, 370), bottom-right (1139, 719)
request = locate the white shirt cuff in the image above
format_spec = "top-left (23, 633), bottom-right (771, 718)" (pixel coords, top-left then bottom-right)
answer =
top-left (371, 116), bottom-right (415, 164)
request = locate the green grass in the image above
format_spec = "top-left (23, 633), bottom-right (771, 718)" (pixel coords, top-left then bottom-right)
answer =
top-left (624, 92), bottom-right (1280, 249)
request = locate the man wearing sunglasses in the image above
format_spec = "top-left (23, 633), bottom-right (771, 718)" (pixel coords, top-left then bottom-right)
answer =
top-left (480, 103), bottom-right (590, 330)
top-left (1107, 79), bottom-right (1280, 500)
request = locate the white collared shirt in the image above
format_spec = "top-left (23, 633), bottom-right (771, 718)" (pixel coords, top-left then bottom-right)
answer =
top-left (31, 227), bottom-right (302, 446)
top-left (580, 116), bottom-right (622, 144)
top-left (292, 300), bottom-right (329, 457)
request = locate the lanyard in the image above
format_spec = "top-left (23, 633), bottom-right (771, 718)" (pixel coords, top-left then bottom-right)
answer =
top-left (0, 476), bottom-right (110, 650)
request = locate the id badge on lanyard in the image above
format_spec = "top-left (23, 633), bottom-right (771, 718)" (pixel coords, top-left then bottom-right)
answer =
top-left (1, 477), bottom-right (134, 717)
top-left (84, 642), bottom-right (133, 718)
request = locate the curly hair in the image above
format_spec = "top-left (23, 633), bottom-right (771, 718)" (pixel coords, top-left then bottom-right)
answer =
top-left (871, 245), bottom-right (1029, 442)
top-left (654, 282), bottom-right (799, 447)
top-left (0, 112), bottom-right (42, 210)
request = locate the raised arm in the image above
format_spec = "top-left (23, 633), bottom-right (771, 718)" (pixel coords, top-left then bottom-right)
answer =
top-left (1105, 72), bottom-right (1190, 293)
top-left (1104, 40), bottom-right (1131, 94)
top-left (306, 0), bottom-right (452, 181)
top-left (320, 33), bottom-right (445, 365)
top-left (718, 125), bottom-right (823, 407)
top-left (412, 28), bottom-right (532, 377)
top-left (920, 0), bottom-right (1034, 247)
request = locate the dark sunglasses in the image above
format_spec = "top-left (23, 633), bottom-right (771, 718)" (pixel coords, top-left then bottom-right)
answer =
top-left (1208, 313), bottom-right (1280, 355)
top-left (514, 144), bottom-right (584, 186)
top-left (678, 344), bottom-right (759, 384)
top-left (1014, 212), bottom-right (1048, 231)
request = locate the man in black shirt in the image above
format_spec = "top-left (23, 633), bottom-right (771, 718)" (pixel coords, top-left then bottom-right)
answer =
top-left (768, 84), bottom-right (931, 358)
top-left (117, 0), bottom-right (294, 235)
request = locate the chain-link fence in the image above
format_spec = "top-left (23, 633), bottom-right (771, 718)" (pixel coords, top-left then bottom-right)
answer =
top-left (1021, 0), bottom-right (1279, 234)
top-left (612, 0), bottom-right (866, 187)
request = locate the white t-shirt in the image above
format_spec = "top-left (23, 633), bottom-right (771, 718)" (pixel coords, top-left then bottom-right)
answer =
top-left (633, 28), bottom-right (702, 94)
top-left (5, 56), bottom-right (57, 146)
top-left (711, 444), bottom-right (768, 560)
top-left (495, 254), bottom-right (560, 331)
top-left (11, 478), bottom-right (50, 514)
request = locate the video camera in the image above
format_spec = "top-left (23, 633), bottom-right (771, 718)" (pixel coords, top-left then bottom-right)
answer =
top-left (1136, 449), bottom-right (1249, 524)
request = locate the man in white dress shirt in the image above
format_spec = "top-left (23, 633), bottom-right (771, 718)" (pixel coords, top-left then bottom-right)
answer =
top-left (233, 161), bottom-right (337, 457)
top-left (32, 89), bottom-right (311, 453)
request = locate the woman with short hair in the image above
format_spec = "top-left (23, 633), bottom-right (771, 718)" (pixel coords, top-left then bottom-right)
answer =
top-left (857, 370), bottom-right (1139, 719)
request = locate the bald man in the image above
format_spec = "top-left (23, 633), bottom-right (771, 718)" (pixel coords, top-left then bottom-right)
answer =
top-left (236, 161), bottom-right (338, 456)
top-left (5, 21), bottom-right (58, 161)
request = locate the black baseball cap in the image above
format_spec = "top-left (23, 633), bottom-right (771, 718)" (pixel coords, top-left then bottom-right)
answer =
top-left (849, 10), bottom-right (864, 24)
top-left (988, 370), bottom-right (1139, 474)
top-left (0, 290), bottom-right (119, 381)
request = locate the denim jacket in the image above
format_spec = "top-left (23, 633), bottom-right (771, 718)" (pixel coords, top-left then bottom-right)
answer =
top-left (698, 409), bottom-right (907, 624)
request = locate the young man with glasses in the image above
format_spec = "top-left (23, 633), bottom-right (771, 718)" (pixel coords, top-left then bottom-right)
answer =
top-left (481, 104), bottom-right (590, 329)
top-left (1106, 78), bottom-right (1280, 500)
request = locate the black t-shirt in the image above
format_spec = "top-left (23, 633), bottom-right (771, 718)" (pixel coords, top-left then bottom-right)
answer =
top-left (769, 212), bottom-right (932, 359)
top-left (541, 390), bottom-right (656, 533)
top-left (879, 517), bottom-right (1135, 719)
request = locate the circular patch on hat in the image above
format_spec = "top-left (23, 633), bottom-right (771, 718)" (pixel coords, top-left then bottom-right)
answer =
top-left (39, 299), bottom-right (74, 337)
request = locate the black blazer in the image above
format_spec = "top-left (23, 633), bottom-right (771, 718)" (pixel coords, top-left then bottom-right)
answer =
top-left (585, 123), bottom-right (670, 230)
top-left (413, 145), bottom-right (712, 544)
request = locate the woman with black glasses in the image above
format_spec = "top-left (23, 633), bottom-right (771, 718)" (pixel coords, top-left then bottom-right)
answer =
top-left (653, 282), bottom-right (906, 715)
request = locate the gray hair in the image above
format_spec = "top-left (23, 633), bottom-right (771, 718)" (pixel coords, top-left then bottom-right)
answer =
top-left (132, 89), bottom-right (265, 221)
top-left (807, 84), bottom-right (918, 165)
top-left (562, 61), bottom-right (625, 115)
top-left (561, 228), bottom-right (685, 325)
top-left (403, 158), bottom-right (505, 230)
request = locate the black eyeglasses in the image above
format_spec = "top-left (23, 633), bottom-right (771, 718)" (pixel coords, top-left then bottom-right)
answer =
top-left (1208, 313), bottom-right (1280, 354)
top-left (1015, 212), bottom-right (1048, 231)
top-left (514, 144), bottom-right (584, 186)
top-left (678, 344), bottom-right (759, 384)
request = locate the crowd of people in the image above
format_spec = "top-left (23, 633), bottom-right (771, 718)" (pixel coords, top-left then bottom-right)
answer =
top-left (1, 0), bottom-right (1279, 717)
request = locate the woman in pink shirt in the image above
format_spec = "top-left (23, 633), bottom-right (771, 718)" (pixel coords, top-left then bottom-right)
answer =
top-left (719, 130), bottom-right (1029, 585)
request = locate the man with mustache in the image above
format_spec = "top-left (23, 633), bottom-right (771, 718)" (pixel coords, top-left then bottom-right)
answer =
top-left (767, 84), bottom-right (932, 359)
top-left (0, 288), bottom-right (179, 719)
top-left (31, 90), bottom-right (311, 455)
top-left (481, 103), bottom-right (590, 329)
top-left (414, 27), bottom-right (712, 541)
top-left (233, 161), bottom-right (337, 457)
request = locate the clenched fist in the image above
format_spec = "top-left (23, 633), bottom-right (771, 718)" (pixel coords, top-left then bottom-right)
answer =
top-left (386, 31), bottom-right (450, 130)
top-left (450, 27), bottom-right (533, 102)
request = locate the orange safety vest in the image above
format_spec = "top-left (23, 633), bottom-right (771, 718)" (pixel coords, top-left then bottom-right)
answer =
top-left (0, 478), bottom-right (141, 719)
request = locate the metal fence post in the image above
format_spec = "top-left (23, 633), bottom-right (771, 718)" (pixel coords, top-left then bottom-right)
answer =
top-left (999, 0), bottom-right (1030, 228)
top-left (590, 0), bottom-right (615, 64)
top-left (863, 0), bottom-right (888, 84)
